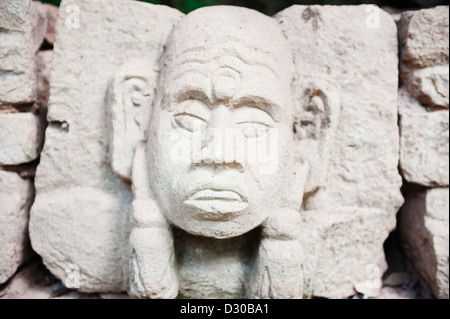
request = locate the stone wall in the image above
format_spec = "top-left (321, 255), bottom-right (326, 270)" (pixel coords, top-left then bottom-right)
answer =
top-left (397, 7), bottom-right (449, 299)
top-left (0, 0), bottom-right (55, 285)
top-left (0, 0), bottom-right (448, 299)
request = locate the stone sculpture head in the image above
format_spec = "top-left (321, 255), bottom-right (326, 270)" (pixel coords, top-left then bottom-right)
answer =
top-left (145, 7), bottom-right (295, 238)
top-left (108, 6), bottom-right (338, 239)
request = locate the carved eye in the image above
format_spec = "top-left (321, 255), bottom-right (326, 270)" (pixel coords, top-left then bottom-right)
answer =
top-left (173, 100), bottom-right (210, 132)
top-left (234, 106), bottom-right (274, 139)
top-left (237, 122), bottom-right (271, 138)
top-left (174, 113), bottom-right (207, 132)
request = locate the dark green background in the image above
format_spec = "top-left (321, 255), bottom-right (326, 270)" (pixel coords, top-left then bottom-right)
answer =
top-left (39, 0), bottom-right (449, 15)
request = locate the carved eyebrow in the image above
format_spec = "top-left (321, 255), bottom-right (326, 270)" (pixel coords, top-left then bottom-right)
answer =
top-left (174, 87), bottom-right (213, 107)
top-left (231, 96), bottom-right (282, 122)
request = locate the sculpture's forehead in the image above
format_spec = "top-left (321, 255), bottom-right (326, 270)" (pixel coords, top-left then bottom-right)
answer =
top-left (159, 6), bottom-right (293, 116)
top-left (171, 40), bottom-right (282, 79)
top-left (170, 6), bottom-right (288, 50)
top-left (164, 6), bottom-right (292, 79)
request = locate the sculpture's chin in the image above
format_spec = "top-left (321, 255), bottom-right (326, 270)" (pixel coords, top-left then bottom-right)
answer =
top-left (166, 206), bottom-right (266, 239)
top-left (176, 223), bottom-right (260, 239)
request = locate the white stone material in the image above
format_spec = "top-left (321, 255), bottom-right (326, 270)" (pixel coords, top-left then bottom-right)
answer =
top-left (0, 0), bottom-right (46, 105)
top-left (275, 5), bottom-right (403, 298)
top-left (275, 5), bottom-right (403, 216)
top-left (30, 1), bottom-right (403, 299)
top-left (399, 7), bottom-right (449, 108)
top-left (399, 87), bottom-right (449, 187)
top-left (29, 187), bottom-right (130, 292)
top-left (300, 208), bottom-right (390, 298)
top-left (400, 187), bottom-right (449, 299)
top-left (0, 113), bottom-right (43, 165)
top-left (30, 0), bottom-right (183, 293)
top-left (0, 170), bottom-right (33, 284)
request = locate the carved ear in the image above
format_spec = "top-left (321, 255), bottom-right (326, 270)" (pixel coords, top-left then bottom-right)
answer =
top-left (107, 59), bottom-right (157, 181)
top-left (292, 78), bottom-right (340, 194)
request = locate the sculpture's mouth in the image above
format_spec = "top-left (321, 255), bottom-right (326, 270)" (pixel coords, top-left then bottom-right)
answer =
top-left (183, 188), bottom-right (249, 219)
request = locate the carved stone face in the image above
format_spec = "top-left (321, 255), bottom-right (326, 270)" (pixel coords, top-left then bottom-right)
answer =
top-left (146, 7), bottom-right (295, 238)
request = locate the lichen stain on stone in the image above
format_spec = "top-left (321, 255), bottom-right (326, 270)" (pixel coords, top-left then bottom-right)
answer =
top-left (302, 7), bottom-right (322, 31)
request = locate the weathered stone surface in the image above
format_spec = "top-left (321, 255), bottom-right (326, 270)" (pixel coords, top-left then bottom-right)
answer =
top-left (0, 0), bottom-right (46, 105)
top-left (0, 259), bottom-right (99, 299)
top-left (31, 1), bottom-right (403, 298)
top-left (399, 7), bottom-right (449, 70)
top-left (30, 187), bottom-right (130, 293)
top-left (34, 2), bottom-right (59, 46)
top-left (300, 208), bottom-right (391, 298)
top-left (399, 87), bottom-right (449, 187)
top-left (30, 0), bottom-right (183, 292)
top-left (400, 186), bottom-right (449, 299)
top-left (399, 7), bottom-right (449, 108)
top-left (37, 50), bottom-right (52, 103)
top-left (0, 113), bottom-right (43, 165)
top-left (276, 5), bottom-right (403, 215)
top-left (175, 229), bottom-right (257, 299)
top-left (0, 170), bottom-right (33, 284)
top-left (275, 5), bottom-right (403, 298)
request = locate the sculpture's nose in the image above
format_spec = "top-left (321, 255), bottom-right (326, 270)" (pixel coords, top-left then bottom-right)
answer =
top-left (194, 106), bottom-right (244, 171)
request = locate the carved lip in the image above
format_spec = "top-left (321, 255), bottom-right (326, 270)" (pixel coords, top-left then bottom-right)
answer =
top-left (183, 188), bottom-right (249, 217)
